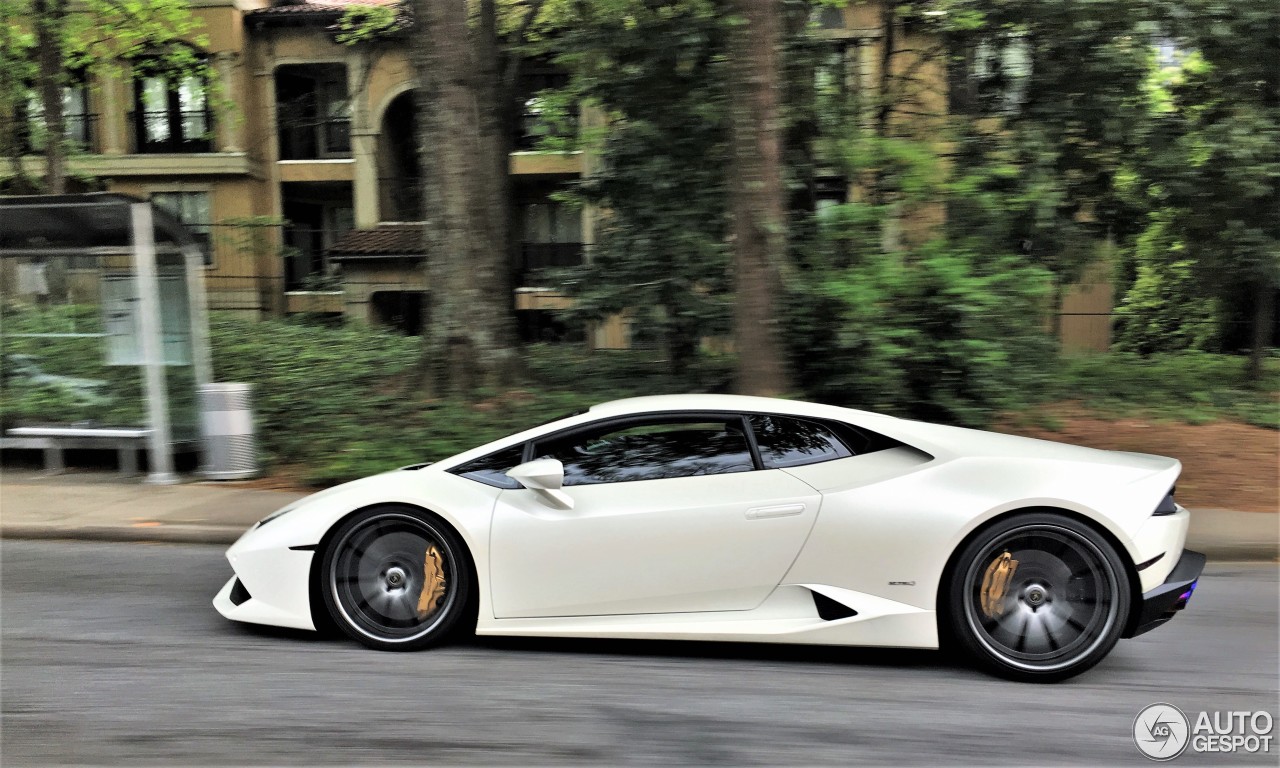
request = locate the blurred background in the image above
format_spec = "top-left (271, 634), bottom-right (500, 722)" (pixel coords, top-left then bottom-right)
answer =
top-left (0, 0), bottom-right (1275, 502)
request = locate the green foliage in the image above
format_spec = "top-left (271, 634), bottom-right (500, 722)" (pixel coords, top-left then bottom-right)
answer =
top-left (1047, 352), bottom-right (1280, 428)
top-left (538, 0), bottom-right (733, 378)
top-left (5, 308), bottom-right (1273, 486)
top-left (335, 5), bottom-right (404, 46)
top-left (1113, 211), bottom-right (1221, 353)
top-left (790, 240), bottom-right (1055, 426)
top-left (207, 315), bottom-right (694, 485)
top-left (792, 103), bottom-right (1059, 426)
top-left (1114, 1), bottom-right (1279, 365)
top-left (936, 0), bottom-right (1159, 280)
top-left (0, 3), bottom-right (35, 170)
top-left (1, 0), bottom-right (214, 185)
top-left (0, 305), bottom-right (145, 428)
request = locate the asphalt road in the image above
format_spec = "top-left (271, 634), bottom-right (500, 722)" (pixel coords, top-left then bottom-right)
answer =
top-left (2, 540), bottom-right (1277, 766)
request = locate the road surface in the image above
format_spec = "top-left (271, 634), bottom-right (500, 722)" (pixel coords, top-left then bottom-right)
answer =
top-left (2, 540), bottom-right (1276, 765)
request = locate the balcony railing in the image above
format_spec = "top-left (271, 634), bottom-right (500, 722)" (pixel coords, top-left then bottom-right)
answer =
top-left (283, 226), bottom-right (343, 291)
top-left (518, 242), bottom-right (583, 285)
top-left (379, 176), bottom-right (423, 221)
top-left (278, 116), bottom-right (351, 160)
top-left (19, 114), bottom-right (98, 154)
top-left (512, 110), bottom-right (579, 151)
top-left (129, 110), bottom-right (214, 154)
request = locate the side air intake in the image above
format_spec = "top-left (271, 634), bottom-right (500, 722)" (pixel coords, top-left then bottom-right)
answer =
top-left (810, 590), bottom-right (858, 621)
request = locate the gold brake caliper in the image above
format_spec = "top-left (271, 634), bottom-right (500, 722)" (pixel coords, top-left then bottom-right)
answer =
top-left (416, 545), bottom-right (447, 618)
top-left (979, 551), bottom-right (1019, 619)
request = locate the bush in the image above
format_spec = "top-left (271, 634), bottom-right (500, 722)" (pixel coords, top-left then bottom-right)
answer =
top-left (789, 241), bottom-right (1057, 426)
top-left (0, 304), bottom-right (146, 429)
top-left (1113, 212), bottom-right (1222, 353)
top-left (1048, 351), bottom-right (1279, 428)
top-left (208, 316), bottom-right (698, 484)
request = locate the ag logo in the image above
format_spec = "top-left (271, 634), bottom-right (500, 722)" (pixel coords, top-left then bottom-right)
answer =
top-left (1134, 703), bottom-right (1190, 760)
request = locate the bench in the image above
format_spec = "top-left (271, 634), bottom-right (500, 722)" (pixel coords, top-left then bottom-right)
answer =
top-left (2, 426), bottom-right (153, 475)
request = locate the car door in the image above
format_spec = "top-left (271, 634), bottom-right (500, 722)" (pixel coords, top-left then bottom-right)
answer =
top-left (488, 413), bottom-right (822, 619)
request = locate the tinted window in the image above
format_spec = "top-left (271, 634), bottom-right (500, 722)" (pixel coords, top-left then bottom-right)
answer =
top-left (535, 417), bottom-right (754, 486)
top-left (749, 415), bottom-right (852, 469)
top-left (451, 445), bottom-right (526, 489)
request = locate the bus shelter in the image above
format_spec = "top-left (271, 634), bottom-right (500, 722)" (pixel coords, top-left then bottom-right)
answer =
top-left (0, 193), bottom-right (213, 483)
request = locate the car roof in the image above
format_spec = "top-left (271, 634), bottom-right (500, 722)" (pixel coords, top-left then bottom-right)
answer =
top-left (586, 394), bottom-right (881, 422)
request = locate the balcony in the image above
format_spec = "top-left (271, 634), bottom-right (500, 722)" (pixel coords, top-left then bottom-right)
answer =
top-left (278, 115), bottom-right (351, 161)
top-left (518, 242), bottom-right (583, 286)
top-left (283, 226), bottom-right (343, 291)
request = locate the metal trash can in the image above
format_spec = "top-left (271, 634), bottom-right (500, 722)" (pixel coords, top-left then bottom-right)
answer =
top-left (199, 383), bottom-right (258, 480)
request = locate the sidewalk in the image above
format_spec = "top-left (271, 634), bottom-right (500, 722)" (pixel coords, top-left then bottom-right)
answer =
top-left (1, 469), bottom-right (1276, 559)
top-left (0, 469), bottom-right (305, 545)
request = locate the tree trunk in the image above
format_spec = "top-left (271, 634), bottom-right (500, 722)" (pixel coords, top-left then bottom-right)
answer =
top-left (33, 0), bottom-right (67, 194)
top-left (413, 0), bottom-right (519, 397)
top-left (1246, 279), bottom-right (1275, 383)
top-left (875, 0), bottom-right (895, 140)
top-left (727, 0), bottom-right (790, 397)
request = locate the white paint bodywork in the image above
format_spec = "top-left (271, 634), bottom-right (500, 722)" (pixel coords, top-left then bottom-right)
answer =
top-left (213, 394), bottom-right (1190, 649)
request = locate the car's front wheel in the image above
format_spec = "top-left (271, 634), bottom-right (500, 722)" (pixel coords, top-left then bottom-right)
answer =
top-left (320, 505), bottom-right (472, 651)
top-left (946, 512), bottom-right (1131, 682)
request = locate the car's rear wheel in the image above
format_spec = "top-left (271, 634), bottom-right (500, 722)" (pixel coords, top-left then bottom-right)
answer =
top-left (947, 512), bottom-right (1130, 682)
top-left (320, 505), bottom-right (472, 651)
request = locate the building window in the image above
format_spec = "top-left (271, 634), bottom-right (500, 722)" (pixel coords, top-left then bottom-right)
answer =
top-left (514, 66), bottom-right (575, 150)
top-left (949, 33), bottom-right (1031, 116)
top-left (23, 78), bottom-right (94, 152)
top-left (275, 65), bottom-right (351, 160)
top-left (518, 196), bottom-right (583, 286)
top-left (151, 191), bottom-right (213, 265)
top-left (133, 72), bottom-right (212, 153)
top-left (814, 42), bottom-right (860, 105)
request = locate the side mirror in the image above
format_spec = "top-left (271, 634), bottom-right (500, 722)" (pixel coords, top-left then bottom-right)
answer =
top-left (506, 458), bottom-right (574, 510)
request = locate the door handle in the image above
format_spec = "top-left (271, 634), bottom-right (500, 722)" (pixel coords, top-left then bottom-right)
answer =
top-left (746, 503), bottom-right (806, 520)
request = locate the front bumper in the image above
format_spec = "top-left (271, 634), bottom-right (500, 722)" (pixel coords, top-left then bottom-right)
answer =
top-left (1123, 549), bottom-right (1206, 638)
top-left (212, 529), bottom-right (318, 631)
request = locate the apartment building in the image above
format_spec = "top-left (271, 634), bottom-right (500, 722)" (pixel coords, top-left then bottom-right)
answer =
top-left (4, 0), bottom-right (1112, 350)
top-left (5, 0), bottom-right (589, 337)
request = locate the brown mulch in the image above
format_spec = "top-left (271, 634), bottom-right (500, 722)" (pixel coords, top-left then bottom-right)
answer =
top-left (996, 407), bottom-right (1279, 513)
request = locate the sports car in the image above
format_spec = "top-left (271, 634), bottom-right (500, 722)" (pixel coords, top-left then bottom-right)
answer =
top-left (214, 394), bottom-right (1204, 682)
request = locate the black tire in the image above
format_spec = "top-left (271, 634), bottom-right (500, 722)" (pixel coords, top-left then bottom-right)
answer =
top-left (320, 505), bottom-right (473, 652)
top-left (945, 511), bottom-right (1131, 682)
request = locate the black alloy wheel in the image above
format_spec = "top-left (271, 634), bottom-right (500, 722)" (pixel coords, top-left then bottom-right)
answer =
top-left (321, 506), bottom-right (472, 651)
top-left (947, 511), bottom-right (1131, 682)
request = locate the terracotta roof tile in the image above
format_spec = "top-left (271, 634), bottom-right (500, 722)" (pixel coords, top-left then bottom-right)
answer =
top-left (328, 223), bottom-right (425, 257)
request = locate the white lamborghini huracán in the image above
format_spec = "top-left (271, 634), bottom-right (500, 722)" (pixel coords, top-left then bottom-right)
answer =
top-left (215, 395), bottom-right (1203, 681)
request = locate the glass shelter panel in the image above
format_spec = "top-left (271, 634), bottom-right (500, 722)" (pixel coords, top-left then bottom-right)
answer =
top-left (0, 195), bottom-right (211, 472)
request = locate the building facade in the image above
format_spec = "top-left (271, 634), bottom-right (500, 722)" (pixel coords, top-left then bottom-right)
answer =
top-left (4, 0), bottom-right (1112, 350)
top-left (6, 0), bottom-right (594, 338)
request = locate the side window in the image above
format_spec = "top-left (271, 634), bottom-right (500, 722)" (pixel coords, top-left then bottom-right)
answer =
top-left (749, 415), bottom-right (852, 469)
top-left (450, 445), bottom-right (526, 489)
top-left (535, 416), bottom-right (754, 486)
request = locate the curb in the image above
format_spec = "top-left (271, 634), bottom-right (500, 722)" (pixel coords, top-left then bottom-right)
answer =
top-left (1, 525), bottom-right (243, 546)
